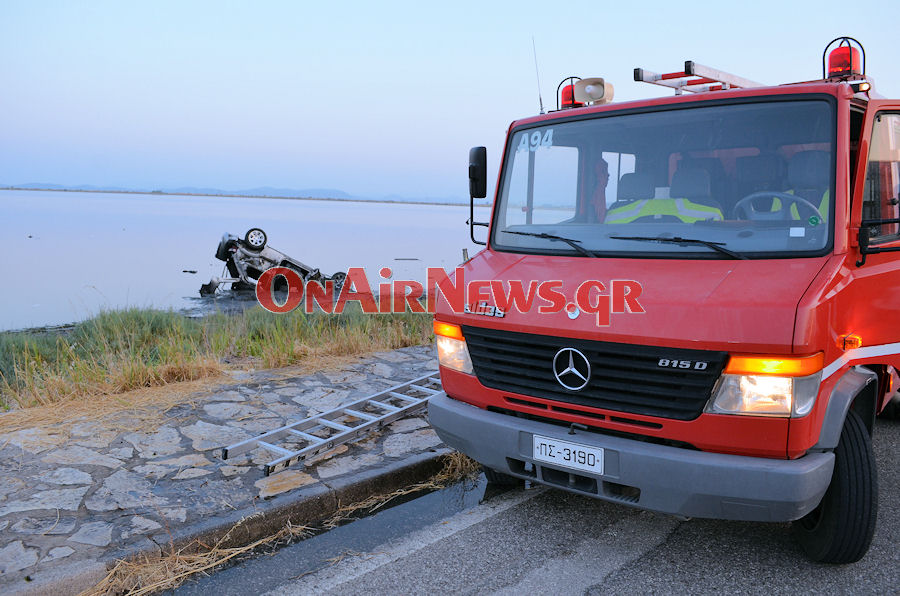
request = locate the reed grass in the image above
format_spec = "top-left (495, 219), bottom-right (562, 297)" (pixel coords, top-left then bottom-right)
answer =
top-left (0, 306), bottom-right (432, 410)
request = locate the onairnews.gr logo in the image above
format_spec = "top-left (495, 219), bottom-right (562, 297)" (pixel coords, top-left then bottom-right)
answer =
top-left (255, 266), bottom-right (644, 327)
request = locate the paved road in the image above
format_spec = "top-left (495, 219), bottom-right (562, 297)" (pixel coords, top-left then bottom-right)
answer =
top-left (183, 419), bottom-right (899, 595)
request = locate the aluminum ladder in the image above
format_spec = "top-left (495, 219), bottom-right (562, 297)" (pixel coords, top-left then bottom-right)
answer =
top-left (222, 372), bottom-right (442, 476)
top-left (634, 61), bottom-right (763, 95)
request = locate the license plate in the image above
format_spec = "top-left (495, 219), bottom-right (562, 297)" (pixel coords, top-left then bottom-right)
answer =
top-left (532, 434), bottom-right (604, 475)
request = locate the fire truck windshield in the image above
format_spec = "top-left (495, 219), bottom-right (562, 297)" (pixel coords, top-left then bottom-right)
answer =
top-left (493, 98), bottom-right (836, 258)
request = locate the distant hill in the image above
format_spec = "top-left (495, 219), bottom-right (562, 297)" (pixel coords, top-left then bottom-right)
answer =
top-left (165, 186), bottom-right (229, 195)
top-left (4, 183), bottom-right (465, 204)
top-left (236, 187), bottom-right (353, 199)
top-left (14, 182), bottom-right (136, 192)
top-left (379, 193), bottom-right (466, 205)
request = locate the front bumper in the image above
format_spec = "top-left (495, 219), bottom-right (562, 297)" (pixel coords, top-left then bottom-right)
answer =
top-left (428, 392), bottom-right (834, 522)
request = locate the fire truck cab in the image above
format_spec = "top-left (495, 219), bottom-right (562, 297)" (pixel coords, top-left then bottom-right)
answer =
top-left (428, 38), bottom-right (900, 563)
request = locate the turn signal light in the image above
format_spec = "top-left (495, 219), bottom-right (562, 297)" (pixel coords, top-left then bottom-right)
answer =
top-left (725, 353), bottom-right (824, 377)
top-left (433, 320), bottom-right (464, 341)
top-left (839, 334), bottom-right (863, 350)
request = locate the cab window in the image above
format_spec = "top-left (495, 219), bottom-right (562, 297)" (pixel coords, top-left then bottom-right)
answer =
top-left (862, 112), bottom-right (900, 241)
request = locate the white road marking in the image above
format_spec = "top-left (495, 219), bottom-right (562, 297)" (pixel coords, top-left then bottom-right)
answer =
top-left (489, 511), bottom-right (680, 595)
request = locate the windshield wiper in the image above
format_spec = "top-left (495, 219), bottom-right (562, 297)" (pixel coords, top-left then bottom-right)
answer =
top-left (502, 230), bottom-right (599, 258)
top-left (609, 235), bottom-right (748, 260)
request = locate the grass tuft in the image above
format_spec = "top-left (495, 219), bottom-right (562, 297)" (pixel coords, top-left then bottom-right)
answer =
top-left (1, 306), bottom-right (432, 409)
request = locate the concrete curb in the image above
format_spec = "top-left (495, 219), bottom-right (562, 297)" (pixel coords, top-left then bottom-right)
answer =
top-left (10, 448), bottom-right (451, 596)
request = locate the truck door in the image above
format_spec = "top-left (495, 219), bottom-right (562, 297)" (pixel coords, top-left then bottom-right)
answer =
top-left (848, 100), bottom-right (900, 374)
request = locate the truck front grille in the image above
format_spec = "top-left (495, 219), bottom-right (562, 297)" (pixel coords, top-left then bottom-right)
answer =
top-left (462, 325), bottom-right (727, 421)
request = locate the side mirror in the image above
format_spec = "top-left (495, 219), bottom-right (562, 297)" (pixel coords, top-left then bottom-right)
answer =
top-left (856, 218), bottom-right (900, 266)
top-left (468, 146), bottom-right (487, 199)
top-left (467, 147), bottom-right (489, 246)
top-left (856, 225), bottom-right (871, 266)
top-left (468, 147), bottom-right (488, 246)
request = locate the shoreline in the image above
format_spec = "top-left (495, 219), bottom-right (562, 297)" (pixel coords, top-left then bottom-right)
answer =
top-left (0, 186), bottom-right (473, 207)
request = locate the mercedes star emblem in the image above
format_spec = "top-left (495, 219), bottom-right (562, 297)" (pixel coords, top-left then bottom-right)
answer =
top-left (552, 347), bottom-right (591, 391)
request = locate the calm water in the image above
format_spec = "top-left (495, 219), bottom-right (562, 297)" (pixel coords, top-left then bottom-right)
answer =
top-left (1, 190), bottom-right (487, 331)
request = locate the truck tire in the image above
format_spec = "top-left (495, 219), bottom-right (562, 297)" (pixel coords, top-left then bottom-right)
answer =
top-left (792, 409), bottom-right (877, 563)
top-left (483, 466), bottom-right (521, 486)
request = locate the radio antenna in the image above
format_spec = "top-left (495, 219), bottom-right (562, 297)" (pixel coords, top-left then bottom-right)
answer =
top-left (531, 36), bottom-right (545, 114)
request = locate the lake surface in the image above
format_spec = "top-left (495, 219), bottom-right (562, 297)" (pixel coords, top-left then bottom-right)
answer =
top-left (0, 190), bottom-right (488, 331)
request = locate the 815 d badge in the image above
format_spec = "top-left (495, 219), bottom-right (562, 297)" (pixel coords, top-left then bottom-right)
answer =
top-left (658, 358), bottom-right (708, 370)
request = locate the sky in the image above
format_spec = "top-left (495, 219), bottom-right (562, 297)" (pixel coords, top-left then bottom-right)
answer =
top-left (2, 0), bottom-right (899, 200)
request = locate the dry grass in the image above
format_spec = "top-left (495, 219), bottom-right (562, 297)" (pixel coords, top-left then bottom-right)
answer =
top-left (0, 376), bottom-right (222, 437)
top-left (83, 453), bottom-right (480, 596)
top-left (0, 350), bottom-right (414, 438)
top-left (82, 515), bottom-right (312, 596)
top-left (1, 306), bottom-right (432, 411)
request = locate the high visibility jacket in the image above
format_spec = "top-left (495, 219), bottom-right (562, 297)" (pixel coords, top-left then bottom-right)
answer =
top-left (604, 199), bottom-right (724, 224)
top-left (771, 189), bottom-right (829, 221)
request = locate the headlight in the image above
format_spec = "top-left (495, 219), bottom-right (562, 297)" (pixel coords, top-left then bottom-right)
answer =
top-left (707, 372), bottom-right (821, 417)
top-left (434, 321), bottom-right (473, 374)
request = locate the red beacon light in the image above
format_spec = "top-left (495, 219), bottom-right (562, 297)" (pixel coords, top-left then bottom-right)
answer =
top-left (828, 45), bottom-right (861, 77)
top-left (557, 77), bottom-right (584, 110)
top-left (561, 84), bottom-right (583, 108)
top-left (823, 36), bottom-right (865, 79)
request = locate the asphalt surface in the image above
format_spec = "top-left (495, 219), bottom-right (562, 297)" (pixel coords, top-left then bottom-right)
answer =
top-left (181, 418), bottom-right (899, 595)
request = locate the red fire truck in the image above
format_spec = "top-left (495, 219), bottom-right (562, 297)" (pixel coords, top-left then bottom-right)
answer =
top-left (428, 37), bottom-right (900, 563)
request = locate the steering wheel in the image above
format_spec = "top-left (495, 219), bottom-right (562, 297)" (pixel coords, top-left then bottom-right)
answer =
top-left (733, 191), bottom-right (824, 223)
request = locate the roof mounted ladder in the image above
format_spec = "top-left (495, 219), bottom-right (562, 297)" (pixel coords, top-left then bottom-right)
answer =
top-left (222, 372), bottom-right (441, 476)
top-left (634, 61), bottom-right (763, 95)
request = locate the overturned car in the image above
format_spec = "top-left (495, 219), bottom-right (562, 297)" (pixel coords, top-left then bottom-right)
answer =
top-left (200, 228), bottom-right (346, 296)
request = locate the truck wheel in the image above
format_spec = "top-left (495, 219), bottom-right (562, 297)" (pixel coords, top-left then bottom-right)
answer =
top-left (792, 409), bottom-right (877, 563)
top-left (483, 466), bottom-right (521, 486)
top-left (244, 228), bottom-right (267, 251)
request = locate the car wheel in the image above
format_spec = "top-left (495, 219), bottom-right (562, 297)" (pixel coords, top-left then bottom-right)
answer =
top-left (792, 409), bottom-right (877, 563)
top-left (483, 466), bottom-right (521, 486)
top-left (331, 271), bottom-right (347, 292)
top-left (215, 237), bottom-right (234, 261)
top-left (244, 228), bottom-right (267, 251)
